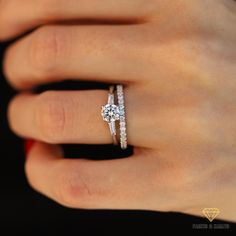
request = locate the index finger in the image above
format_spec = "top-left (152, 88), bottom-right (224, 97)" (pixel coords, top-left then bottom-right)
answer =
top-left (0, 0), bottom-right (154, 41)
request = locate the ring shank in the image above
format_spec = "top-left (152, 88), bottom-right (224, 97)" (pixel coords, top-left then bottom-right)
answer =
top-left (109, 85), bottom-right (118, 145)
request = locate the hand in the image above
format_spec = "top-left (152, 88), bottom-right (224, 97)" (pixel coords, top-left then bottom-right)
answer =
top-left (1, 0), bottom-right (236, 221)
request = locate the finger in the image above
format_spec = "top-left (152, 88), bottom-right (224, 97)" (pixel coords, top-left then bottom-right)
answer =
top-left (26, 142), bottom-right (157, 209)
top-left (0, 0), bottom-right (152, 40)
top-left (8, 90), bottom-right (138, 145)
top-left (4, 25), bottom-right (145, 89)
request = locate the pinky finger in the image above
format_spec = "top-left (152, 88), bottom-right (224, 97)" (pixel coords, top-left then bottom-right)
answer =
top-left (25, 142), bottom-right (157, 209)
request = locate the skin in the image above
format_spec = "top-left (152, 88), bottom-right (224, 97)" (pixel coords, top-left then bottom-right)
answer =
top-left (0, 0), bottom-right (236, 221)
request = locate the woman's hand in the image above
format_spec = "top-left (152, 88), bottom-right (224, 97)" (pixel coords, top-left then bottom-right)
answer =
top-left (1, 0), bottom-right (236, 221)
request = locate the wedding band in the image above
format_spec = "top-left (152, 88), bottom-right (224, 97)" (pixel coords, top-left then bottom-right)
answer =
top-left (117, 85), bottom-right (128, 149)
top-left (101, 86), bottom-right (119, 145)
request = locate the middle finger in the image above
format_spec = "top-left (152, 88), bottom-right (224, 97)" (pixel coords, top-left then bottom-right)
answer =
top-left (4, 24), bottom-right (148, 89)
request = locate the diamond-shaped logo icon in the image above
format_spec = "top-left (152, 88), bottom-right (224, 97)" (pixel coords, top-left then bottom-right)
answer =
top-left (202, 208), bottom-right (220, 222)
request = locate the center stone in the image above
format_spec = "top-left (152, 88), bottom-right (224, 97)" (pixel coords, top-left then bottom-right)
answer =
top-left (101, 104), bottom-right (120, 122)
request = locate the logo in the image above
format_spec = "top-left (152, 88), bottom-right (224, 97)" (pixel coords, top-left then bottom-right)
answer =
top-left (202, 208), bottom-right (220, 222)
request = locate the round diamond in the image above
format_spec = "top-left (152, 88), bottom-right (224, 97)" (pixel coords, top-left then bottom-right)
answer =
top-left (120, 122), bottom-right (126, 127)
top-left (120, 110), bottom-right (125, 116)
top-left (101, 104), bottom-right (120, 122)
top-left (120, 127), bottom-right (126, 132)
top-left (118, 99), bottom-right (124, 105)
top-left (120, 116), bottom-right (125, 122)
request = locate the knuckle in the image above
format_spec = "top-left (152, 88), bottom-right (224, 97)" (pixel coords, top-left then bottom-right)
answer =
top-left (35, 91), bottom-right (66, 143)
top-left (29, 26), bottom-right (69, 77)
top-left (54, 163), bottom-right (95, 208)
top-left (55, 177), bottom-right (81, 208)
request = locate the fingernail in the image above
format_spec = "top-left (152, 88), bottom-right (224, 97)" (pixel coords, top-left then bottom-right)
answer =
top-left (25, 139), bottom-right (35, 156)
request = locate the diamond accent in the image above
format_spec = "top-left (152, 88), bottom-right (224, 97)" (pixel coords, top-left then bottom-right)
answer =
top-left (117, 85), bottom-right (127, 149)
top-left (101, 104), bottom-right (120, 123)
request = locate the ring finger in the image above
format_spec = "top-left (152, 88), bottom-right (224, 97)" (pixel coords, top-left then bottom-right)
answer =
top-left (8, 89), bottom-right (141, 146)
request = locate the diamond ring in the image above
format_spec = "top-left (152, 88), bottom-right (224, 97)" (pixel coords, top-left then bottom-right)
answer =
top-left (101, 85), bottom-right (128, 149)
top-left (101, 86), bottom-right (119, 145)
